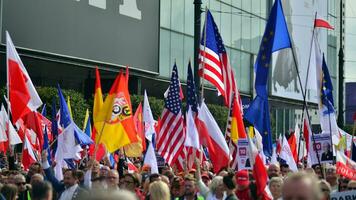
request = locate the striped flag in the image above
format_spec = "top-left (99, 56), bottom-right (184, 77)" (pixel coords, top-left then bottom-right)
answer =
top-left (199, 10), bottom-right (239, 107)
top-left (225, 98), bottom-right (238, 170)
top-left (156, 64), bottom-right (185, 166)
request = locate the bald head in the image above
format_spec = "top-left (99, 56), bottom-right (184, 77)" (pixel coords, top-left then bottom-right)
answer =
top-left (30, 173), bottom-right (44, 186)
top-left (268, 164), bottom-right (280, 178)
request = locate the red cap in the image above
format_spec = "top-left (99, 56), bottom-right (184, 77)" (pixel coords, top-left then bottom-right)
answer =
top-left (235, 170), bottom-right (249, 186)
top-left (201, 173), bottom-right (210, 180)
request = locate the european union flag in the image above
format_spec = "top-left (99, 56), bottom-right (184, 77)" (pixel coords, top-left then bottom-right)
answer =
top-left (320, 54), bottom-right (334, 114)
top-left (244, 0), bottom-right (291, 157)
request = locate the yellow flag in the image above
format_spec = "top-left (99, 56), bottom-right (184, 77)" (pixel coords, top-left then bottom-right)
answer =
top-left (67, 96), bottom-right (73, 118)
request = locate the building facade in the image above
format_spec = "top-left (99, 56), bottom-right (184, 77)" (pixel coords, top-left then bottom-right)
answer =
top-left (0, 0), bottom-right (342, 138)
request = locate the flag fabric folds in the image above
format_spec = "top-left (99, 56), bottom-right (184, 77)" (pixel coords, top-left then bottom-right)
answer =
top-left (156, 64), bottom-right (185, 165)
top-left (94, 71), bottom-right (138, 153)
top-left (280, 135), bottom-right (298, 172)
top-left (144, 140), bottom-right (159, 174)
top-left (22, 131), bottom-right (37, 171)
top-left (6, 31), bottom-right (42, 124)
top-left (83, 109), bottom-right (92, 137)
top-left (143, 91), bottom-right (156, 142)
top-left (244, 0), bottom-right (291, 157)
top-left (197, 102), bottom-right (229, 173)
top-left (185, 62), bottom-right (200, 149)
top-left (314, 18), bottom-right (334, 30)
top-left (124, 103), bottom-right (144, 157)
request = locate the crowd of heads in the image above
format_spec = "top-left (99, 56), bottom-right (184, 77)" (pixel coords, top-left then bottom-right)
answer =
top-left (0, 152), bottom-right (354, 200)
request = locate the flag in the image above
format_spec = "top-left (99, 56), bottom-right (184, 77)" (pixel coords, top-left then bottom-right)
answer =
top-left (156, 64), bottom-right (185, 165)
top-left (43, 126), bottom-right (52, 165)
top-left (199, 10), bottom-right (241, 107)
top-left (280, 135), bottom-right (298, 172)
top-left (314, 18), bottom-right (334, 30)
top-left (123, 103), bottom-right (144, 157)
top-left (227, 94), bottom-right (247, 143)
top-left (0, 105), bottom-right (22, 146)
top-left (244, 0), bottom-right (291, 157)
top-left (143, 91), bottom-right (156, 142)
top-left (185, 62), bottom-right (200, 149)
top-left (22, 131), bottom-right (37, 171)
top-left (336, 150), bottom-right (356, 180)
top-left (288, 131), bottom-right (298, 163)
top-left (94, 71), bottom-right (138, 153)
top-left (247, 134), bottom-right (272, 200)
top-left (144, 140), bottom-right (159, 174)
top-left (196, 102), bottom-right (229, 173)
top-left (22, 112), bottom-right (44, 152)
top-left (126, 158), bottom-right (139, 173)
top-left (90, 67), bottom-right (106, 160)
top-left (67, 96), bottom-right (73, 119)
top-left (6, 31), bottom-right (42, 123)
top-left (83, 109), bottom-right (92, 138)
top-left (57, 85), bottom-right (91, 158)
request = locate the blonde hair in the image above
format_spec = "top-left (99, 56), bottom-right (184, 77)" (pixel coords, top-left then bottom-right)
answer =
top-left (283, 172), bottom-right (322, 200)
top-left (149, 181), bottom-right (171, 200)
top-left (269, 177), bottom-right (283, 187)
top-left (209, 176), bottom-right (223, 194)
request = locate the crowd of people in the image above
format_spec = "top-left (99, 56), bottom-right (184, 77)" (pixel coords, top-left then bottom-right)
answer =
top-left (0, 150), bottom-right (354, 200)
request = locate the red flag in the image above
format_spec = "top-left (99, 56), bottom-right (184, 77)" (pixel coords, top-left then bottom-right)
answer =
top-left (288, 132), bottom-right (298, 163)
top-left (303, 116), bottom-right (312, 154)
top-left (22, 131), bottom-right (37, 171)
top-left (314, 18), bottom-right (334, 30)
top-left (196, 102), bottom-right (229, 173)
top-left (6, 32), bottom-right (42, 123)
top-left (22, 112), bottom-right (44, 152)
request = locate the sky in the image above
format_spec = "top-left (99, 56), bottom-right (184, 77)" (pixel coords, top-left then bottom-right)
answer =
top-left (345, 0), bottom-right (356, 82)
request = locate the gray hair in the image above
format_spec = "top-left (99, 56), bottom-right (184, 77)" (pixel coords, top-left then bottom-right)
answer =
top-left (209, 176), bottom-right (223, 194)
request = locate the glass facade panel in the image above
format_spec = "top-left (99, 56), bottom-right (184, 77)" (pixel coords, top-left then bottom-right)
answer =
top-left (240, 51), bottom-right (251, 92)
top-left (241, 15), bottom-right (251, 52)
top-left (171, 0), bottom-right (184, 32)
top-left (221, 4), bottom-right (232, 47)
top-left (160, 0), bottom-right (171, 28)
top-left (159, 29), bottom-right (171, 77)
top-left (232, 8), bottom-right (242, 49)
top-left (184, 0), bottom-right (194, 35)
top-left (170, 32), bottom-right (184, 78)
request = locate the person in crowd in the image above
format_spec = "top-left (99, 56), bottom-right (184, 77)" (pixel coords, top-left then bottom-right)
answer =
top-left (149, 180), bottom-right (170, 200)
top-left (223, 172), bottom-right (238, 200)
top-left (312, 164), bottom-right (323, 179)
top-left (1, 183), bottom-right (18, 200)
top-left (347, 180), bottom-right (356, 190)
top-left (30, 173), bottom-right (44, 186)
top-left (280, 164), bottom-right (291, 177)
top-left (175, 174), bottom-right (204, 200)
top-left (195, 158), bottom-right (224, 200)
top-left (318, 180), bottom-right (331, 200)
top-left (170, 176), bottom-right (184, 199)
top-left (338, 177), bottom-right (349, 192)
top-left (269, 177), bottom-right (283, 200)
top-left (26, 163), bottom-right (42, 183)
top-left (31, 181), bottom-right (53, 200)
top-left (282, 172), bottom-right (322, 200)
top-left (235, 170), bottom-right (252, 200)
top-left (267, 164), bottom-right (281, 179)
top-left (325, 165), bottom-right (338, 192)
top-left (80, 189), bottom-right (138, 200)
top-left (106, 170), bottom-right (119, 191)
top-left (122, 173), bottom-right (144, 200)
top-left (14, 174), bottom-right (30, 200)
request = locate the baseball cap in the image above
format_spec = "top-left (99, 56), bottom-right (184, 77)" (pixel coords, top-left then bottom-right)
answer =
top-left (235, 170), bottom-right (249, 186)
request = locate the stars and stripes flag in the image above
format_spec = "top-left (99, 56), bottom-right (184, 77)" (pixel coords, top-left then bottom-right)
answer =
top-left (156, 64), bottom-right (185, 166)
top-left (198, 10), bottom-right (238, 107)
top-left (225, 97), bottom-right (239, 170)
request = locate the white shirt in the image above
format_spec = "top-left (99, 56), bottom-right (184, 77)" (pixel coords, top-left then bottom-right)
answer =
top-left (59, 184), bottom-right (79, 200)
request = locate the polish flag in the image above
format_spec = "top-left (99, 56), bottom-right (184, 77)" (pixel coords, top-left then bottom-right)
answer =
top-left (314, 18), bottom-right (334, 30)
top-left (22, 131), bottom-right (37, 171)
top-left (288, 131), bottom-right (298, 163)
top-left (126, 158), bottom-right (139, 173)
top-left (303, 115), bottom-right (312, 154)
top-left (6, 31), bottom-right (42, 123)
top-left (247, 135), bottom-right (272, 200)
top-left (196, 102), bottom-right (229, 173)
top-left (281, 135), bottom-right (298, 172)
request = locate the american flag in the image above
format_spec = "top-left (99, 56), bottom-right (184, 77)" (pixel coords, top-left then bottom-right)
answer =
top-left (156, 64), bottom-right (185, 166)
top-left (199, 10), bottom-right (239, 107)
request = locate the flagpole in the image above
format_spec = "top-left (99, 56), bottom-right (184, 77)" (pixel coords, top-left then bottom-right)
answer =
top-left (94, 121), bottom-right (108, 157)
top-left (289, 35), bottom-right (323, 176)
top-left (225, 93), bottom-right (234, 166)
top-left (200, 7), bottom-right (208, 104)
top-left (297, 12), bottom-right (317, 164)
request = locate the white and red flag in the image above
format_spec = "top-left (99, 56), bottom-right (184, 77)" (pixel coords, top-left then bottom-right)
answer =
top-left (6, 31), bottom-right (42, 123)
top-left (22, 130), bottom-right (37, 171)
top-left (196, 101), bottom-right (229, 173)
top-left (247, 134), bottom-right (272, 200)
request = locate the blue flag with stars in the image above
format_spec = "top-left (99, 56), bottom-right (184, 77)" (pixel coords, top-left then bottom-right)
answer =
top-left (186, 61), bottom-right (198, 112)
top-left (244, 0), bottom-right (291, 157)
top-left (321, 54), bottom-right (334, 114)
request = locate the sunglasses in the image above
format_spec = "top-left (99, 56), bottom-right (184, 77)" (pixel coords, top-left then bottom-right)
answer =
top-left (16, 182), bottom-right (26, 186)
top-left (348, 187), bottom-right (356, 190)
